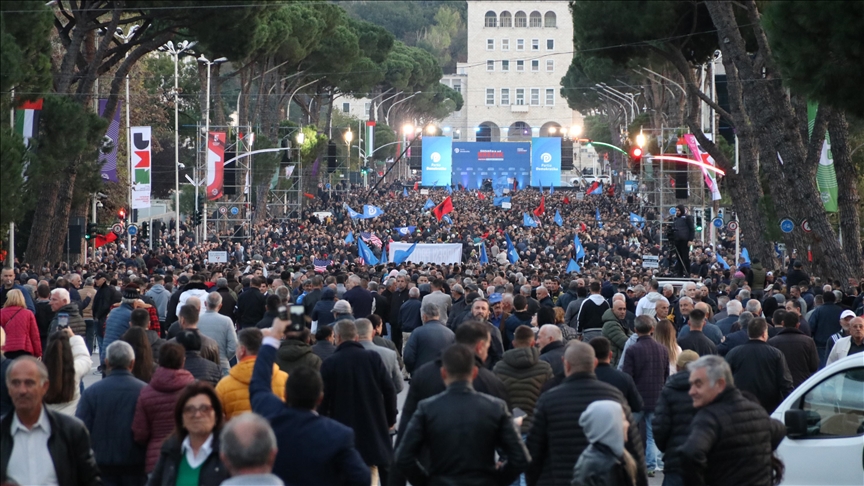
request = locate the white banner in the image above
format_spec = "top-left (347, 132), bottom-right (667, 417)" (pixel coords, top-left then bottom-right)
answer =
top-left (208, 251), bottom-right (228, 263)
top-left (388, 242), bottom-right (463, 265)
top-left (131, 126), bottom-right (152, 209)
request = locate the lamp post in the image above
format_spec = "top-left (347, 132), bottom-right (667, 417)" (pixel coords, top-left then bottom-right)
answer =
top-left (598, 83), bottom-right (637, 121)
top-left (296, 131), bottom-right (304, 214)
top-left (343, 129), bottom-right (353, 193)
top-left (162, 40), bottom-right (196, 247)
top-left (385, 91), bottom-right (422, 126)
top-left (197, 55), bottom-right (227, 242)
top-left (114, 26), bottom-right (137, 252)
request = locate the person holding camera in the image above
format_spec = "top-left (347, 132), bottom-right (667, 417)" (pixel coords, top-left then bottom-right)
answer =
top-left (671, 205), bottom-right (695, 277)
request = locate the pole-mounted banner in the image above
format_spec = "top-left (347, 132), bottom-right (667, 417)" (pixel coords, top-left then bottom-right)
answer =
top-left (131, 126), bottom-right (151, 209)
top-left (206, 131), bottom-right (226, 200)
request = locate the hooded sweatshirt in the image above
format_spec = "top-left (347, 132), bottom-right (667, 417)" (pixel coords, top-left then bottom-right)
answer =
top-left (580, 400), bottom-right (626, 457)
top-left (145, 284), bottom-right (170, 321)
top-left (635, 291), bottom-right (663, 318)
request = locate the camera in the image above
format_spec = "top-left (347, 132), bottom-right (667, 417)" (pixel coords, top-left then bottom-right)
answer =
top-left (278, 305), bottom-right (305, 333)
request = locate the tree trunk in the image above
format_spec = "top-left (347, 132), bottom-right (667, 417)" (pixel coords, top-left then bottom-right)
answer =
top-left (24, 178), bottom-right (62, 265)
top-left (828, 111), bottom-right (864, 272)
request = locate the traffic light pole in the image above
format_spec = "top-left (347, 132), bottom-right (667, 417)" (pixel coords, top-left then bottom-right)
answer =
top-left (91, 194), bottom-right (97, 261)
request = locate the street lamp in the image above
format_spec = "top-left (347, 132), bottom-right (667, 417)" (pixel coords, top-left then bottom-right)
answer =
top-left (425, 124), bottom-right (437, 135)
top-left (385, 91), bottom-right (422, 126)
top-left (197, 55), bottom-right (227, 243)
top-left (161, 39), bottom-right (197, 247)
top-left (636, 132), bottom-right (646, 148)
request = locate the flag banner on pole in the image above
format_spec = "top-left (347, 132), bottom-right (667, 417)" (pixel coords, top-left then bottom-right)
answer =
top-left (344, 231), bottom-right (355, 244)
top-left (684, 134), bottom-right (722, 201)
top-left (586, 181), bottom-right (602, 195)
top-left (394, 226), bottom-right (416, 236)
top-left (718, 255), bottom-right (730, 270)
top-left (206, 132), bottom-right (226, 200)
top-left (358, 239), bottom-right (379, 265)
top-left (741, 247), bottom-right (751, 265)
top-left (403, 187), bottom-right (408, 197)
top-left (284, 165), bottom-right (295, 179)
top-left (808, 102), bottom-right (838, 212)
top-left (313, 259), bottom-right (331, 273)
top-left (493, 196), bottom-right (511, 207)
top-left (97, 99), bottom-right (121, 182)
top-left (595, 208), bottom-right (604, 229)
top-left (574, 233), bottom-right (586, 260)
top-left (505, 233), bottom-right (519, 263)
top-left (343, 203), bottom-right (362, 219)
top-left (567, 258), bottom-right (581, 273)
top-left (432, 196), bottom-right (453, 221)
top-left (424, 199), bottom-right (436, 210)
top-left (554, 210), bottom-right (564, 227)
top-left (523, 213), bottom-right (538, 227)
top-left (360, 232), bottom-right (383, 248)
top-left (533, 195), bottom-right (545, 217)
top-left (14, 99), bottom-right (43, 148)
top-left (393, 242), bottom-right (418, 264)
top-left (478, 192), bottom-right (486, 200)
top-left (362, 205), bottom-right (384, 218)
top-left (629, 212), bottom-right (645, 229)
top-left (310, 156), bottom-right (321, 178)
top-left (446, 184), bottom-right (453, 194)
top-left (479, 242), bottom-right (489, 265)
top-left (442, 214), bottom-right (453, 225)
top-left (131, 126), bottom-right (152, 209)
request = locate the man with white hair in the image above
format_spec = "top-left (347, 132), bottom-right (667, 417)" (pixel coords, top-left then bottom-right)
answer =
top-left (356, 319), bottom-right (404, 393)
top-left (343, 275), bottom-right (374, 319)
top-left (716, 300), bottom-right (743, 336)
top-left (198, 292), bottom-right (238, 375)
top-left (48, 287), bottom-right (87, 337)
top-left (537, 324), bottom-right (566, 378)
top-left (219, 413), bottom-right (282, 485)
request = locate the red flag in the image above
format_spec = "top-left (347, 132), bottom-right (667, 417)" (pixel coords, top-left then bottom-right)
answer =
top-left (95, 232), bottom-right (118, 249)
top-left (478, 192), bottom-right (486, 200)
top-left (533, 195), bottom-right (545, 218)
top-left (304, 193), bottom-right (315, 199)
top-left (586, 181), bottom-right (600, 195)
top-left (413, 181), bottom-right (419, 191)
top-left (563, 196), bottom-right (570, 205)
top-left (432, 196), bottom-right (453, 221)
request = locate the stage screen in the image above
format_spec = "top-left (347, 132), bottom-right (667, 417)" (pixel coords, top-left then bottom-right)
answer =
top-left (451, 142), bottom-right (530, 190)
top-left (421, 136), bottom-right (452, 186)
top-left (531, 137), bottom-right (562, 187)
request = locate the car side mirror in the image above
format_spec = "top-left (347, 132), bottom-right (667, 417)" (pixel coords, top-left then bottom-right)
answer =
top-left (785, 409), bottom-right (809, 438)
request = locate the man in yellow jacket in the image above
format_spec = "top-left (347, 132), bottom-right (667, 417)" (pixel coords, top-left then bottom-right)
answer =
top-left (216, 328), bottom-right (288, 419)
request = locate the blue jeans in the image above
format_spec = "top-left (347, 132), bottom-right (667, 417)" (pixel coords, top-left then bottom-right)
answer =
top-left (633, 411), bottom-right (663, 471)
top-left (84, 319), bottom-right (95, 355)
top-left (510, 434), bottom-right (528, 486)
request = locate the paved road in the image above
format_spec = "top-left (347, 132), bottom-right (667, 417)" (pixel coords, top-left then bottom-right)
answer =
top-left (84, 350), bottom-right (665, 485)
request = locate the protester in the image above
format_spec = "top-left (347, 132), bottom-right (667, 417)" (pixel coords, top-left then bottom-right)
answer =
top-left (403, 301), bottom-right (455, 373)
top-left (589, 337), bottom-right (643, 416)
top-left (311, 325), bottom-right (337, 361)
top-left (177, 329), bottom-right (223, 386)
top-left (601, 299), bottom-right (633, 367)
top-left (275, 323), bottom-right (321, 373)
top-left (826, 316), bottom-right (864, 365)
top-left (809, 291), bottom-right (844, 366)
top-left (652, 350), bottom-right (700, 486)
top-left (676, 309), bottom-right (717, 356)
top-left (767, 312), bottom-right (819, 387)
top-left (493, 325), bottom-right (554, 435)
top-left (219, 412), bottom-right (284, 486)
top-left (47, 287), bottom-right (86, 337)
top-left (121, 326), bottom-right (156, 383)
top-left (725, 317), bottom-right (793, 412)
top-left (198, 291), bottom-right (238, 375)
top-left (571, 400), bottom-right (638, 486)
top-left (0, 289), bottom-right (42, 359)
top-left (42, 328), bottom-right (92, 415)
top-left (216, 328), bottom-right (288, 419)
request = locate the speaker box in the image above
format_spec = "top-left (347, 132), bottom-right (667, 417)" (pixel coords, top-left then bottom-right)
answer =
top-left (327, 141), bottom-right (337, 173)
top-left (674, 170), bottom-right (688, 200)
top-left (224, 151), bottom-right (237, 195)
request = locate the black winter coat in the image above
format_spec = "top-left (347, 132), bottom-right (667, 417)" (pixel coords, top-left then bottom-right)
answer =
top-left (493, 347), bottom-right (554, 434)
top-left (768, 328), bottom-right (819, 387)
top-left (672, 214), bottom-right (695, 242)
top-left (395, 381), bottom-right (530, 486)
top-left (525, 372), bottom-right (647, 486)
top-left (149, 434), bottom-right (228, 486)
top-left (594, 363), bottom-right (643, 414)
top-left (539, 341), bottom-right (566, 378)
top-left (183, 350), bottom-right (222, 386)
top-left (236, 287), bottom-right (266, 329)
top-left (679, 387), bottom-right (786, 486)
top-left (571, 443), bottom-right (635, 486)
top-left (725, 340), bottom-right (793, 413)
top-left (652, 370), bottom-right (696, 476)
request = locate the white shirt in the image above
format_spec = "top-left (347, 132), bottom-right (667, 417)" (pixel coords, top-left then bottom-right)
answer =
top-left (181, 433), bottom-right (214, 469)
top-left (7, 408), bottom-right (58, 486)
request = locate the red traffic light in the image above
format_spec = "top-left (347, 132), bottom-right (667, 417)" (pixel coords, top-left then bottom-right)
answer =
top-left (118, 208), bottom-right (126, 220)
top-left (631, 147), bottom-right (643, 159)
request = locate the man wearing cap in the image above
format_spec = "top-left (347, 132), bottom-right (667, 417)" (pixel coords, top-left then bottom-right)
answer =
top-left (446, 284), bottom-right (466, 329)
top-left (809, 291), bottom-right (845, 366)
top-left (102, 284), bottom-right (140, 366)
top-left (331, 300), bottom-right (355, 323)
top-left (827, 317), bottom-right (864, 365)
top-left (421, 279), bottom-right (451, 325)
top-left (825, 310), bottom-right (857, 360)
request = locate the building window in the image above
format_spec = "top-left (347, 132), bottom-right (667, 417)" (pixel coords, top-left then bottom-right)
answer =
top-left (364, 102), bottom-right (371, 116)
top-left (547, 39), bottom-right (554, 50)
top-left (453, 80), bottom-right (461, 94)
top-left (485, 11), bottom-right (497, 28)
top-left (515, 11), bottom-right (527, 28)
top-left (342, 102), bottom-right (350, 113)
top-left (546, 88), bottom-right (555, 105)
top-left (516, 60), bottom-right (525, 72)
top-left (487, 60), bottom-right (495, 71)
top-left (544, 11), bottom-right (557, 28)
top-left (531, 60), bottom-right (540, 72)
top-left (530, 88), bottom-right (540, 106)
top-left (529, 11), bottom-right (542, 28)
top-left (516, 39), bottom-right (525, 51)
top-left (515, 88), bottom-right (525, 105)
top-left (546, 59), bottom-right (554, 72)
top-left (501, 88), bottom-right (510, 105)
top-left (501, 60), bottom-right (510, 71)
top-left (501, 38), bottom-right (510, 51)
top-left (487, 39), bottom-right (495, 50)
top-left (486, 88), bottom-right (495, 106)
top-left (532, 39), bottom-right (539, 51)
top-left (500, 11), bottom-right (512, 27)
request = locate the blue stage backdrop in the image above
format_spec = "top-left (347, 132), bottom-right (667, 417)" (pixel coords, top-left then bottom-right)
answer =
top-left (452, 142), bottom-right (530, 190)
top-left (531, 137), bottom-right (562, 187)
top-left (421, 136), bottom-right (452, 186)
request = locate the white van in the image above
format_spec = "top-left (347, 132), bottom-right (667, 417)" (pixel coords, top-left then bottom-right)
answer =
top-left (771, 353), bottom-right (864, 485)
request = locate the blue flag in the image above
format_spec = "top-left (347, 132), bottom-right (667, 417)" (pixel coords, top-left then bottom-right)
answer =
top-left (574, 233), bottom-right (586, 260)
top-left (344, 203), bottom-right (362, 219)
top-left (595, 208), bottom-right (604, 229)
top-left (446, 184), bottom-right (453, 194)
top-left (590, 183), bottom-right (604, 195)
top-left (362, 205), bottom-right (384, 218)
top-left (629, 212), bottom-right (645, 229)
top-left (344, 231), bottom-right (355, 244)
top-left (442, 215), bottom-right (453, 225)
top-left (403, 187), bottom-right (408, 197)
top-left (380, 245), bottom-right (388, 263)
top-left (505, 233), bottom-right (519, 264)
top-left (523, 213), bottom-right (538, 227)
top-left (566, 258), bottom-right (581, 273)
top-left (718, 255), bottom-right (730, 270)
top-left (393, 242), bottom-right (417, 264)
top-left (549, 185), bottom-right (555, 195)
top-left (479, 242), bottom-right (489, 265)
top-left (358, 239), bottom-right (379, 265)
top-left (741, 247), bottom-right (751, 265)
top-left (424, 199), bottom-right (436, 210)
top-left (554, 209), bottom-right (564, 227)
top-left (394, 226), bottom-right (416, 236)
top-left (494, 187), bottom-right (504, 197)
top-left (493, 196), bottom-right (511, 207)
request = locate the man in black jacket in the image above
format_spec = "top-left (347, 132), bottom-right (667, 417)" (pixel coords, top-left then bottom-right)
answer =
top-left (395, 344), bottom-right (530, 485)
top-left (768, 312), bottom-right (819, 388)
top-left (680, 355), bottom-right (786, 486)
top-left (725, 318), bottom-right (793, 413)
top-left (671, 205), bottom-right (695, 277)
top-left (652, 350), bottom-right (699, 486)
top-left (236, 276), bottom-right (267, 329)
top-left (392, 321), bottom-right (510, 486)
top-left (525, 341), bottom-right (647, 486)
top-left (385, 275), bottom-right (411, 354)
top-left (2, 357), bottom-right (101, 486)
top-left (588, 337), bottom-right (643, 415)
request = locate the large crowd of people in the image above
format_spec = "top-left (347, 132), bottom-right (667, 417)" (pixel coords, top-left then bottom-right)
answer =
top-left (1, 183), bottom-right (862, 486)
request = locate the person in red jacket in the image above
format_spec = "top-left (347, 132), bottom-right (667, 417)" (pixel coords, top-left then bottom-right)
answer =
top-left (0, 289), bottom-right (42, 359)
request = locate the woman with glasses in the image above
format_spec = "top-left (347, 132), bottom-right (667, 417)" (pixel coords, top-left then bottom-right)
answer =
top-left (149, 381), bottom-right (228, 486)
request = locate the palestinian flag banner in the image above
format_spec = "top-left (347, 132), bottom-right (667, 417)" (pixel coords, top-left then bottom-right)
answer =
top-left (808, 102), bottom-right (838, 212)
top-left (131, 126), bottom-right (152, 209)
top-left (15, 99), bottom-right (43, 147)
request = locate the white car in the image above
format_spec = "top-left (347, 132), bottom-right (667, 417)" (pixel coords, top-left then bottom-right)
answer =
top-left (771, 353), bottom-right (864, 485)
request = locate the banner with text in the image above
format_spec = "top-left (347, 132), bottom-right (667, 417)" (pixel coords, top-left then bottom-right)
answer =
top-left (388, 242), bottom-right (463, 265)
top-left (421, 136), bottom-right (453, 186)
top-left (131, 126), bottom-right (151, 209)
top-left (206, 131), bottom-right (226, 200)
top-left (452, 142), bottom-right (530, 190)
top-left (98, 99), bottom-right (122, 182)
top-left (530, 137), bottom-right (561, 187)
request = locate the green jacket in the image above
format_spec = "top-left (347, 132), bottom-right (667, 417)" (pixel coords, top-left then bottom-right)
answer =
top-left (750, 263), bottom-right (767, 292)
top-left (601, 308), bottom-right (632, 367)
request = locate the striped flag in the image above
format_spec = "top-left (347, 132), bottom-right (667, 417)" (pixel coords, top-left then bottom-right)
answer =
top-left (313, 259), bottom-right (331, 273)
top-left (15, 99), bottom-right (43, 147)
top-left (360, 232), bottom-right (382, 248)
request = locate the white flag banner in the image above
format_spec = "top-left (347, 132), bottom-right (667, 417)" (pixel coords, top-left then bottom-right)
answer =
top-left (388, 242), bottom-right (463, 265)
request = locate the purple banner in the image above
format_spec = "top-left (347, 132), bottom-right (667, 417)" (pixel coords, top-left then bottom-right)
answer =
top-left (98, 99), bottom-right (122, 182)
